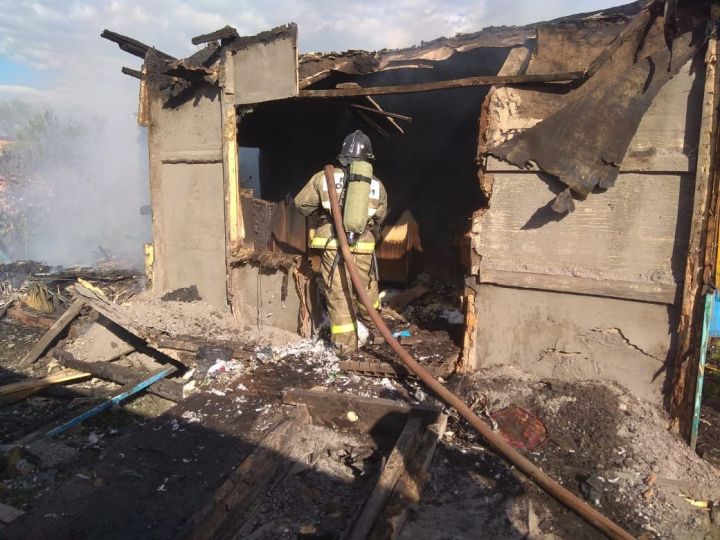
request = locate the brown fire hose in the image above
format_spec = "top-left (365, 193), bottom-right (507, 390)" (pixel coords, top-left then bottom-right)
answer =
top-left (323, 166), bottom-right (634, 540)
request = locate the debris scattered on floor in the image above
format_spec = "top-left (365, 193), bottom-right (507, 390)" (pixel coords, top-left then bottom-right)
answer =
top-left (1, 269), bottom-right (720, 540)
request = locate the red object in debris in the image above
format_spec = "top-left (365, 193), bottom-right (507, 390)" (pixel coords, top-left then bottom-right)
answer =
top-left (490, 406), bottom-right (548, 450)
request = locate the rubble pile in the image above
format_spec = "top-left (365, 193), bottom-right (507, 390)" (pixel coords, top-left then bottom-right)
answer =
top-left (0, 271), bottom-right (719, 539)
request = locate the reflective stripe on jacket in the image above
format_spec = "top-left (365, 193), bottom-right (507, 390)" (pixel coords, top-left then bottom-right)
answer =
top-left (294, 167), bottom-right (387, 253)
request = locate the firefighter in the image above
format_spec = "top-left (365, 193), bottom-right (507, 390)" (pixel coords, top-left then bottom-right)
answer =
top-left (294, 130), bottom-right (388, 353)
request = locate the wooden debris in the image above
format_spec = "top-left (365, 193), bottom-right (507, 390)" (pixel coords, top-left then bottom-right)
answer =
top-left (282, 388), bottom-right (440, 435)
top-left (73, 282), bottom-right (191, 367)
top-left (298, 71), bottom-right (584, 98)
top-left (0, 501), bottom-right (24, 524)
top-left (339, 351), bottom-right (457, 379)
top-left (101, 29), bottom-right (174, 60)
top-left (369, 413), bottom-right (449, 539)
top-left (46, 366), bottom-right (175, 438)
top-left (20, 300), bottom-right (84, 367)
top-left (53, 349), bottom-right (182, 402)
top-left (191, 25), bottom-right (239, 45)
top-left (644, 473), bottom-right (657, 500)
top-left (670, 30), bottom-right (720, 439)
top-left (121, 66), bottom-right (143, 79)
top-left (183, 406), bottom-right (310, 540)
top-left (6, 306), bottom-right (57, 330)
top-left (346, 417), bottom-right (424, 540)
top-left (348, 102), bottom-right (412, 123)
top-left (386, 286), bottom-right (430, 311)
top-left (0, 370), bottom-right (89, 405)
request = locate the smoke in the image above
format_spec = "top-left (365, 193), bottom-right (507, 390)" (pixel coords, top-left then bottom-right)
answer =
top-left (0, 105), bottom-right (150, 268)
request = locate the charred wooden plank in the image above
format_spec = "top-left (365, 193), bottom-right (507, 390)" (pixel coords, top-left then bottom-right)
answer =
top-left (348, 102), bottom-right (412, 123)
top-left (282, 388), bottom-right (441, 436)
top-left (101, 29), bottom-right (174, 60)
top-left (53, 349), bottom-right (182, 402)
top-left (345, 417), bottom-right (424, 540)
top-left (298, 71), bottom-right (584, 98)
top-left (182, 406), bottom-right (310, 540)
top-left (121, 66), bottom-right (144, 80)
top-left (369, 414), bottom-right (448, 539)
top-left (191, 25), bottom-right (239, 45)
top-left (0, 370), bottom-right (89, 405)
top-left (6, 306), bottom-right (57, 329)
top-left (20, 300), bottom-right (84, 367)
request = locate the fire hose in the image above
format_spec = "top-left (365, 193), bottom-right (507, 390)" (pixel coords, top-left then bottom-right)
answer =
top-left (323, 166), bottom-right (634, 540)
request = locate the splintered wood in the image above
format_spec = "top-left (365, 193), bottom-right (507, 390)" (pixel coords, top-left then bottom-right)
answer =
top-left (671, 33), bottom-right (720, 439)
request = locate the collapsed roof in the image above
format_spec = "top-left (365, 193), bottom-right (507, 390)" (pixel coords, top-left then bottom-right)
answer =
top-left (102, 0), bottom-right (711, 213)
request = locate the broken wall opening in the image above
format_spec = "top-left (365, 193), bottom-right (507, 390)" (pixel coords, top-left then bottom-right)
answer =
top-left (239, 46), bottom-right (510, 285)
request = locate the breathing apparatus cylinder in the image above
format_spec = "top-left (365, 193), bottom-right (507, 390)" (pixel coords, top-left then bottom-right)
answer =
top-left (342, 160), bottom-right (373, 245)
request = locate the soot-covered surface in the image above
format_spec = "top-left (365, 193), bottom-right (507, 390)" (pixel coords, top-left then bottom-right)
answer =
top-left (401, 370), bottom-right (720, 540)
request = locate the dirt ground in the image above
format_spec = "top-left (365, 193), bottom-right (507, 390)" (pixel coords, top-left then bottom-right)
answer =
top-left (403, 367), bottom-right (720, 540)
top-left (2, 275), bottom-right (720, 539)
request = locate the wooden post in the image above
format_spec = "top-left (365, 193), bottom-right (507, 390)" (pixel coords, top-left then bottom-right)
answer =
top-left (220, 49), bottom-right (245, 318)
top-left (460, 292), bottom-right (477, 372)
top-left (221, 49), bottom-right (243, 253)
top-left (670, 29), bottom-right (720, 439)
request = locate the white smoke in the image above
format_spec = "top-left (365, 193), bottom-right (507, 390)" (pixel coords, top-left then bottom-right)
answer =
top-left (0, 106), bottom-right (150, 267)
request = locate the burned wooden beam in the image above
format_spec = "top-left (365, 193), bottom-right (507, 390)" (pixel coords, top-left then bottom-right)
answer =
top-left (357, 109), bottom-right (391, 137)
top-left (0, 370), bottom-right (90, 405)
top-left (298, 71), bottom-right (585, 98)
top-left (101, 29), bottom-right (174, 60)
top-left (6, 306), bottom-right (58, 330)
top-left (191, 25), bottom-right (239, 45)
top-left (46, 366), bottom-right (174, 438)
top-left (121, 66), bottom-right (143, 80)
top-left (348, 102), bottom-right (412, 122)
top-left (369, 413), bottom-right (449, 539)
top-left (282, 388), bottom-right (441, 435)
top-left (20, 300), bottom-right (84, 367)
top-left (72, 282), bottom-right (191, 367)
top-left (346, 417), bottom-right (423, 540)
top-left (182, 407), bottom-right (310, 539)
top-left (53, 349), bottom-right (182, 402)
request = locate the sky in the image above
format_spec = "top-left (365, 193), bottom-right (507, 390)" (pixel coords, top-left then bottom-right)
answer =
top-left (0, 0), bottom-right (632, 116)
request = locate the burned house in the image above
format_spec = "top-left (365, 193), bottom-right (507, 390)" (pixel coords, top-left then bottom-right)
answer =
top-left (103, 0), bottom-right (714, 427)
top-left (4, 1), bottom-right (720, 538)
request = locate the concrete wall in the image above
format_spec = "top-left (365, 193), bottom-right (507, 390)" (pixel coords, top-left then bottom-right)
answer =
top-left (148, 86), bottom-right (228, 308)
top-left (233, 27), bottom-right (298, 105)
top-left (475, 285), bottom-right (674, 404)
top-left (472, 51), bottom-right (701, 405)
top-left (234, 264), bottom-right (303, 333)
